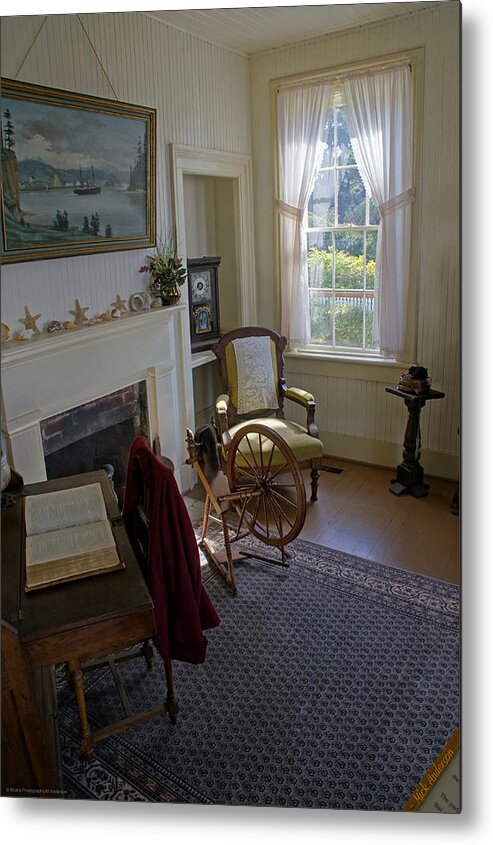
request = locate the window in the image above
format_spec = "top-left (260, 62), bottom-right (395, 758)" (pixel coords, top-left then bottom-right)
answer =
top-left (306, 105), bottom-right (380, 353)
top-left (276, 57), bottom-right (415, 361)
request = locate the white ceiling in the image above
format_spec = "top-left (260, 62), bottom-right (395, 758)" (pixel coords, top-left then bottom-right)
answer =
top-left (145, 3), bottom-right (440, 56)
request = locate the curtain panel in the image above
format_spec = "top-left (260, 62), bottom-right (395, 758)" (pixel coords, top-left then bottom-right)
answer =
top-left (276, 81), bottom-right (332, 349)
top-left (343, 63), bottom-right (415, 359)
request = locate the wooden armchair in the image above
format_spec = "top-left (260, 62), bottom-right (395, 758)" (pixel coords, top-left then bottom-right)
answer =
top-left (212, 327), bottom-right (324, 501)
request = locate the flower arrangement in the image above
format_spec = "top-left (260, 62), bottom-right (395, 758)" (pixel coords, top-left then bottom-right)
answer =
top-left (139, 238), bottom-right (187, 303)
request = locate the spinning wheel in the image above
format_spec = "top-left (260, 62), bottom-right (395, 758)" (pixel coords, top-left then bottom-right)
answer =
top-left (186, 422), bottom-right (306, 594)
top-left (226, 423), bottom-right (306, 547)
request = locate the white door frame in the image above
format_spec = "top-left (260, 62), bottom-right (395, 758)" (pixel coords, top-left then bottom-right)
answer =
top-left (170, 144), bottom-right (257, 326)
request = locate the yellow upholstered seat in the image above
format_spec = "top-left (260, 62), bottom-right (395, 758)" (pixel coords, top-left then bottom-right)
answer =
top-left (228, 418), bottom-right (324, 466)
top-left (212, 327), bottom-right (324, 502)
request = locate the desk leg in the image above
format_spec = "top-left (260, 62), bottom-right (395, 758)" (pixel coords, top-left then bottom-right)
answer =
top-left (67, 659), bottom-right (93, 759)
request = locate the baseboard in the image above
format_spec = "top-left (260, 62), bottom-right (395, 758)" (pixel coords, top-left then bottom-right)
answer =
top-left (187, 415), bottom-right (459, 482)
top-left (320, 431), bottom-right (459, 481)
top-left (194, 405), bottom-right (216, 430)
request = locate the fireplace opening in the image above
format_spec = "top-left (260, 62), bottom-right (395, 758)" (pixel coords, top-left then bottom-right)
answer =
top-left (41, 382), bottom-right (149, 507)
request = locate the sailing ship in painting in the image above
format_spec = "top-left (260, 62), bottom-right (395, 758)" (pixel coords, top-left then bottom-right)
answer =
top-left (73, 166), bottom-right (101, 196)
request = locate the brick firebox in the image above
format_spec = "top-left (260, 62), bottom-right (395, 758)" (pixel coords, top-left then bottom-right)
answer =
top-left (40, 382), bottom-right (149, 506)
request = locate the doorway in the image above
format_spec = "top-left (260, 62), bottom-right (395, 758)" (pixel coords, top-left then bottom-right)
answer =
top-left (171, 144), bottom-right (257, 330)
top-left (183, 173), bottom-right (239, 334)
top-left (171, 145), bottom-right (257, 431)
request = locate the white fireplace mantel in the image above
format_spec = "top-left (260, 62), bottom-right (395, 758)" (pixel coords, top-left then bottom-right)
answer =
top-left (1, 305), bottom-right (195, 490)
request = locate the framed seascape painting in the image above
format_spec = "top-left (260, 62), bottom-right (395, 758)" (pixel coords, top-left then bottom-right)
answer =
top-left (1, 79), bottom-right (156, 263)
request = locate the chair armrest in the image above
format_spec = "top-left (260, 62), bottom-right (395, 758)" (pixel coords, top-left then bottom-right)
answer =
top-left (216, 394), bottom-right (229, 415)
top-left (285, 386), bottom-right (319, 439)
top-left (284, 387), bottom-right (315, 406)
top-left (215, 394), bottom-right (232, 450)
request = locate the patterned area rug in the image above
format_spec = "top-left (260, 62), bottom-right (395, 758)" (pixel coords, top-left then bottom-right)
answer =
top-left (58, 538), bottom-right (460, 810)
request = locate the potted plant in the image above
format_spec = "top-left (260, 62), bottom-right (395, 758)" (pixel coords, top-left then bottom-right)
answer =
top-left (139, 238), bottom-right (187, 305)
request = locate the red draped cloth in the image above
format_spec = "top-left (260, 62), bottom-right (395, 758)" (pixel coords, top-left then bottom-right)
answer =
top-left (123, 436), bottom-right (220, 669)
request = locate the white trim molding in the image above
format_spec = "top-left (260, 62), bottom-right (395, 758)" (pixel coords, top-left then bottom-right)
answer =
top-left (170, 144), bottom-right (257, 326)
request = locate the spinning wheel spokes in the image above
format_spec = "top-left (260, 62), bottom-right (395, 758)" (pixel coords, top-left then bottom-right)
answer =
top-left (235, 433), bottom-right (276, 482)
top-left (227, 423), bottom-right (306, 547)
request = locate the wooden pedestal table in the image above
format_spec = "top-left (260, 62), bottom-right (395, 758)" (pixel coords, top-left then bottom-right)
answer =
top-left (385, 386), bottom-right (445, 498)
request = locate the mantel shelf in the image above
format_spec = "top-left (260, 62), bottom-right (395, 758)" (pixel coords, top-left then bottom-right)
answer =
top-left (1, 304), bottom-right (186, 364)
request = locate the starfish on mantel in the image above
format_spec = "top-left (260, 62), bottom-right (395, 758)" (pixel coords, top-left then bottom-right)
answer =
top-left (69, 299), bottom-right (90, 325)
top-left (111, 295), bottom-right (127, 312)
top-left (18, 306), bottom-right (42, 333)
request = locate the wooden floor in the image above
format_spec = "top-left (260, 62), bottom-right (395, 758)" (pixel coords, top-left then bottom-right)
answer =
top-left (186, 458), bottom-right (460, 586)
top-left (301, 459), bottom-right (460, 585)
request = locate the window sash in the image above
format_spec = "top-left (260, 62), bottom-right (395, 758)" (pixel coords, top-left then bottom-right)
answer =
top-left (305, 102), bottom-right (380, 354)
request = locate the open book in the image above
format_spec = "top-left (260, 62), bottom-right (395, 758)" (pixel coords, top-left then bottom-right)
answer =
top-left (24, 482), bottom-right (124, 591)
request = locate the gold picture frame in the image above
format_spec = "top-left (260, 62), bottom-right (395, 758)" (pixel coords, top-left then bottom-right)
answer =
top-left (1, 78), bottom-right (156, 263)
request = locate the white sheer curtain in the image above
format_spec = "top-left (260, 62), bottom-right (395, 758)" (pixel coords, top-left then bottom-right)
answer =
top-left (277, 81), bottom-right (332, 348)
top-left (343, 63), bottom-right (414, 359)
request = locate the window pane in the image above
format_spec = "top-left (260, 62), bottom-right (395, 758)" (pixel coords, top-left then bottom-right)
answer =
top-left (336, 231), bottom-right (364, 258)
top-left (366, 230), bottom-right (378, 262)
top-left (365, 297), bottom-right (377, 349)
top-left (307, 231), bottom-right (329, 251)
top-left (309, 292), bottom-right (334, 343)
top-left (335, 107), bottom-right (356, 165)
top-left (334, 294), bottom-right (364, 348)
top-left (338, 166), bottom-right (366, 225)
top-left (334, 233), bottom-right (364, 290)
top-left (307, 170), bottom-right (335, 227)
top-left (307, 238), bottom-right (333, 289)
top-left (369, 197), bottom-right (380, 226)
top-left (320, 112), bottom-right (335, 167)
top-left (366, 231), bottom-right (378, 290)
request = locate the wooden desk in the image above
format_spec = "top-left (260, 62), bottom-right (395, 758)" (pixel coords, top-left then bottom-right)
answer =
top-left (385, 386), bottom-right (445, 497)
top-left (2, 470), bottom-right (159, 769)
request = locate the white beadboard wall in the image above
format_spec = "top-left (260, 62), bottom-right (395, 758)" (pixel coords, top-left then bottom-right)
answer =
top-left (1, 6), bottom-right (459, 478)
top-left (249, 2), bottom-right (460, 477)
top-left (0, 11), bottom-right (251, 330)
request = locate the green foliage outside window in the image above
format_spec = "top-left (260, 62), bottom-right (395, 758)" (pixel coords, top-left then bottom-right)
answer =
top-left (310, 292), bottom-right (375, 349)
top-left (307, 247), bottom-right (376, 349)
top-left (307, 247), bottom-right (376, 290)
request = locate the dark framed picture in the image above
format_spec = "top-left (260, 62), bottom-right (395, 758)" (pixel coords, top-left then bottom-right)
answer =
top-left (187, 256), bottom-right (221, 352)
top-left (1, 78), bottom-right (156, 263)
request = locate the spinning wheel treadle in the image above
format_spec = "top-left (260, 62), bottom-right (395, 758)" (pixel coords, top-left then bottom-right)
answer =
top-left (186, 422), bottom-right (306, 594)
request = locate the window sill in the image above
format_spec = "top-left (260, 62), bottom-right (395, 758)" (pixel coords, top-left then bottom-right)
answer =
top-left (286, 349), bottom-right (408, 367)
top-left (284, 349), bottom-right (410, 383)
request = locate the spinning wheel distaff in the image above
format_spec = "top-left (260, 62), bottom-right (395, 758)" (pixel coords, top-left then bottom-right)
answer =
top-left (186, 423), bottom-right (306, 594)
